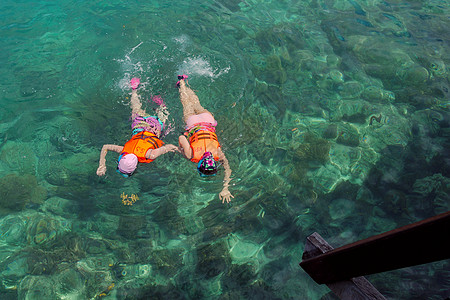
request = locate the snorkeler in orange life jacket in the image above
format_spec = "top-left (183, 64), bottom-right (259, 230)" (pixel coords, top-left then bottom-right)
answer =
top-left (176, 75), bottom-right (234, 203)
top-left (96, 77), bottom-right (178, 177)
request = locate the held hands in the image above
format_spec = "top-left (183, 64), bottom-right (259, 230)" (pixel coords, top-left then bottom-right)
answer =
top-left (96, 165), bottom-right (107, 176)
top-left (164, 144), bottom-right (180, 153)
top-left (219, 187), bottom-right (234, 204)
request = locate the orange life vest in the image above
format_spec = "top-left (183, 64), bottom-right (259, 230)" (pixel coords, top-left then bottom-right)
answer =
top-left (121, 131), bottom-right (164, 163)
top-left (189, 130), bottom-right (220, 163)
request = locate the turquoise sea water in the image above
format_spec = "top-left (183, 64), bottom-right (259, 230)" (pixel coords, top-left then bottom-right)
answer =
top-left (1, 0), bottom-right (449, 299)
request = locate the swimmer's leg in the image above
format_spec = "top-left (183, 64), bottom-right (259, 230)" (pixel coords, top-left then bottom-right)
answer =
top-left (178, 78), bottom-right (209, 122)
top-left (156, 104), bottom-right (169, 125)
top-left (130, 78), bottom-right (146, 116)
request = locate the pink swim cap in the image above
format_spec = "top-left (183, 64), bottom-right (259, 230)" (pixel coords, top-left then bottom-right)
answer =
top-left (117, 153), bottom-right (138, 175)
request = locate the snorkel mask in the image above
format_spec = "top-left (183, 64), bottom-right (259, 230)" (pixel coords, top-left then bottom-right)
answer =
top-left (197, 152), bottom-right (218, 177)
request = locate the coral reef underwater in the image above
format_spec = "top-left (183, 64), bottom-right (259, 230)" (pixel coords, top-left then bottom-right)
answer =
top-left (0, 0), bottom-right (449, 299)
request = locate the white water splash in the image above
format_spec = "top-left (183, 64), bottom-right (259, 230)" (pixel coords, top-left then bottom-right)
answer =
top-left (173, 34), bottom-right (190, 52)
top-left (177, 57), bottom-right (230, 79)
top-left (128, 42), bottom-right (143, 56)
top-left (114, 42), bottom-right (145, 91)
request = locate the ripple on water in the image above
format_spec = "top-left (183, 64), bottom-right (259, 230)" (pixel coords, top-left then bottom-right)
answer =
top-left (1, 0), bottom-right (449, 298)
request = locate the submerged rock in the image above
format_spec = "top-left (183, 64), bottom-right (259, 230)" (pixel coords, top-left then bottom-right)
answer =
top-left (327, 69), bottom-right (344, 83)
top-left (291, 133), bottom-right (330, 164)
top-left (265, 55), bottom-right (287, 84)
top-left (0, 214), bottom-right (28, 246)
top-left (76, 257), bottom-right (114, 298)
top-left (26, 214), bottom-right (68, 246)
top-left (40, 196), bottom-right (78, 219)
top-left (326, 54), bottom-right (341, 67)
top-left (117, 215), bottom-right (146, 239)
top-left (397, 64), bottom-right (429, 85)
top-left (54, 268), bottom-right (85, 299)
top-left (1, 254), bottom-right (29, 280)
top-left (222, 263), bottom-right (256, 290)
top-left (196, 241), bottom-right (231, 279)
top-left (418, 57), bottom-right (447, 78)
top-left (203, 225), bottom-right (233, 242)
top-left (152, 200), bottom-right (187, 235)
top-left (116, 282), bottom-right (185, 299)
top-left (245, 276), bottom-right (281, 299)
top-left (365, 208), bottom-right (398, 234)
top-left (322, 124), bottom-right (338, 139)
top-left (336, 123), bottom-right (360, 147)
top-left (149, 248), bottom-right (183, 277)
top-left (328, 198), bottom-right (355, 221)
top-left (413, 173), bottom-right (450, 214)
top-left (41, 162), bottom-right (71, 186)
top-left (0, 174), bottom-right (47, 213)
top-left (312, 164), bottom-right (342, 193)
top-left (18, 275), bottom-right (57, 299)
top-left (227, 234), bottom-right (261, 262)
top-left (340, 81), bottom-right (364, 98)
top-left (0, 141), bottom-right (37, 175)
top-left (361, 86), bottom-right (395, 102)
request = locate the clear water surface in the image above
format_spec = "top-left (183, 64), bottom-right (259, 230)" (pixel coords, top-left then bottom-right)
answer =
top-left (0, 0), bottom-right (449, 299)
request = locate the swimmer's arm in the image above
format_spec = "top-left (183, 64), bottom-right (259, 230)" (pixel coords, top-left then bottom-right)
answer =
top-left (146, 144), bottom-right (179, 160)
top-left (97, 144), bottom-right (124, 176)
top-left (218, 148), bottom-right (234, 203)
top-left (178, 135), bottom-right (193, 159)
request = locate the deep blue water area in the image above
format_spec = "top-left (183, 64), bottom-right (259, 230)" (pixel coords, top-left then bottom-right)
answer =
top-left (1, 0), bottom-right (449, 299)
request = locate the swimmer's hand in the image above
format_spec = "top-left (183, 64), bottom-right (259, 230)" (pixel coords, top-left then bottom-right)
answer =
top-left (97, 165), bottom-right (107, 176)
top-left (164, 144), bottom-right (179, 153)
top-left (219, 188), bottom-right (234, 204)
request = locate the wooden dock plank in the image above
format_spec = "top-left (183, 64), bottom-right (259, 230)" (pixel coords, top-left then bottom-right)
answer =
top-left (300, 211), bottom-right (450, 284)
top-left (303, 232), bottom-right (386, 300)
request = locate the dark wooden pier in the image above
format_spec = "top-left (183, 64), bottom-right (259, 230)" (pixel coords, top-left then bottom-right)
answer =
top-left (300, 211), bottom-right (450, 299)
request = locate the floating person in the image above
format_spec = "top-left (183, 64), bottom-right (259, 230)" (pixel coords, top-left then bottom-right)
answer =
top-left (176, 75), bottom-right (234, 203)
top-left (96, 77), bottom-right (178, 177)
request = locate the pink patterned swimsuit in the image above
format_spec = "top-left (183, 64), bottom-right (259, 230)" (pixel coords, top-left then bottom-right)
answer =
top-left (185, 112), bottom-right (217, 138)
